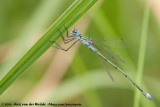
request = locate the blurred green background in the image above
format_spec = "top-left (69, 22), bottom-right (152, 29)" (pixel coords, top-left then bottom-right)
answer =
top-left (0, 0), bottom-right (159, 107)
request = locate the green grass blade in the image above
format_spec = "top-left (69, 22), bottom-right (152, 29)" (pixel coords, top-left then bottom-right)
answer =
top-left (0, 0), bottom-right (97, 95)
top-left (0, 0), bottom-right (65, 78)
top-left (71, 54), bottom-right (103, 107)
top-left (133, 2), bottom-right (150, 107)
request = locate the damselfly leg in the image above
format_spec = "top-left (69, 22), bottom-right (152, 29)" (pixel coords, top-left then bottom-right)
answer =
top-left (58, 26), bottom-right (76, 44)
top-left (50, 40), bottom-right (77, 51)
top-left (49, 26), bottom-right (77, 51)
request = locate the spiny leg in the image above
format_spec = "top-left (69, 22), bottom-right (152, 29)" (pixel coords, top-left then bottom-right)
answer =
top-left (50, 40), bottom-right (78, 51)
top-left (49, 26), bottom-right (77, 51)
top-left (58, 26), bottom-right (76, 44)
top-left (58, 29), bottom-right (74, 44)
top-left (50, 26), bottom-right (76, 46)
top-left (64, 25), bottom-right (75, 38)
top-left (49, 36), bottom-right (76, 45)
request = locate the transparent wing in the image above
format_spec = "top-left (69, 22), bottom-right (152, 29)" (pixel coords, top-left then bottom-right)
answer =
top-left (92, 38), bottom-right (128, 49)
top-left (92, 40), bottom-right (125, 66)
top-left (96, 52), bottom-right (114, 82)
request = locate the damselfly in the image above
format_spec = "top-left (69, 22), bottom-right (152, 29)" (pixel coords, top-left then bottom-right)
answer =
top-left (50, 26), bottom-right (153, 100)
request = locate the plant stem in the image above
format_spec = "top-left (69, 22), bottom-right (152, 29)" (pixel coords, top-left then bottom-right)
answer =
top-left (133, 2), bottom-right (150, 107)
top-left (0, 0), bottom-right (97, 95)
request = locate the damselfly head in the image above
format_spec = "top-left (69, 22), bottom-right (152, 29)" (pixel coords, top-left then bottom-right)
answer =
top-left (71, 28), bottom-right (79, 35)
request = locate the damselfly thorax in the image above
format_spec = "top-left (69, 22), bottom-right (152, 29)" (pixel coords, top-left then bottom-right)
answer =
top-left (76, 34), bottom-right (97, 52)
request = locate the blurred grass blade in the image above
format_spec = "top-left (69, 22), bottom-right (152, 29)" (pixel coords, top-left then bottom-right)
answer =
top-left (71, 54), bottom-right (103, 107)
top-left (133, 2), bottom-right (150, 107)
top-left (91, 8), bottom-right (117, 37)
top-left (0, 0), bottom-right (65, 78)
top-left (0, 0), bottom-right (97, 95)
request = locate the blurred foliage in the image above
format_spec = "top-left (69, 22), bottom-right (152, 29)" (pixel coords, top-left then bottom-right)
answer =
top-left (0, 0), bottom-right (160, 107)
top-left (0, 0), bottom-right (42, 44)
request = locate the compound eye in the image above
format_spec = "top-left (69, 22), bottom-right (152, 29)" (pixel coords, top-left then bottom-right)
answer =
top-left (72, 28), bottom-right (78, 34)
